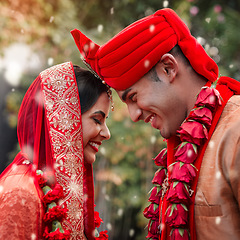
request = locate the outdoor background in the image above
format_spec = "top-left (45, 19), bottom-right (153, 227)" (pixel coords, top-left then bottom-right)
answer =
top-left (0, 0), bottom-right (240, 239)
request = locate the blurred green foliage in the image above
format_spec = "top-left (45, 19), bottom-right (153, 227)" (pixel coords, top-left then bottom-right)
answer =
top-left (0, 0), bottom-right (240, 239)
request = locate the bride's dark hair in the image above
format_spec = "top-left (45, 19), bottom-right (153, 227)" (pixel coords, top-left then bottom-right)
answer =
top-left (74, 65), bottom-right (109, 114)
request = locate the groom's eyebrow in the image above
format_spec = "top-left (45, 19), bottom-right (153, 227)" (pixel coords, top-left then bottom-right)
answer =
top-left (121, 88), bottom-right (132, 101)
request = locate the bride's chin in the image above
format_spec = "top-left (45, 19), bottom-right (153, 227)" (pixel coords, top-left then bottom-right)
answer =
top-left (84, 153), bottom-right (96, 164)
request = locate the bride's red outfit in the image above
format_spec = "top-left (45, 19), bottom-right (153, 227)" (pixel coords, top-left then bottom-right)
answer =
top-left (0, 62), bottom-right (103, 240)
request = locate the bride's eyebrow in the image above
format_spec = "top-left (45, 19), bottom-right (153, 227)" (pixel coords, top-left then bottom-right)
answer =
top-left (93, 111), bottom-right (105, 118)
top-left (121, 88), bottom-right (132, 101)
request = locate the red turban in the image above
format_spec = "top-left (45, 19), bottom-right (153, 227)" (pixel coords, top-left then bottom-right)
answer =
top-left (71, 8), bottom-right (218, 90)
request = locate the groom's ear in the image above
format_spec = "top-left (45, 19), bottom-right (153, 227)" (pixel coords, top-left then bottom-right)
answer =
top-left (159, 53), bottom-right (178, 83)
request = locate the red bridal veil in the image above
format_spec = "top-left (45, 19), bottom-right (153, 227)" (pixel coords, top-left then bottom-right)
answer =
top-left (0, 62), bottom-right (95, 240)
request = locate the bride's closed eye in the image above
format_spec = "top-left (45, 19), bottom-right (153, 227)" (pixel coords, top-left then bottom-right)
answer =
top-left (93, 117), bottom-right (102, 124)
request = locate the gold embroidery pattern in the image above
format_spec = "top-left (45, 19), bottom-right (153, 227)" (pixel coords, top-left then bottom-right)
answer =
top-left (40, 62), bottom-right (84, 240)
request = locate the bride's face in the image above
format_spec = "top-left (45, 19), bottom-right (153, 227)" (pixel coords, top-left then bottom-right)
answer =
top-left (82, 92), bottom-right (111, 164)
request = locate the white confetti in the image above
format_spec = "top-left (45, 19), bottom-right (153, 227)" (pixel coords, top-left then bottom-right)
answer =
top-left (98, 24), bottom-right (103, 33)
top-left (215, 217), bottom-right (221, 225)
top-left (149, 24), bottom-right (155, 33)
top-left (144, 60), bottom-right (150, 68)
top-left (129, 229), bottom-right (135, 237)
top-left (216, 171), bottom-right (221, 179)
top-left (205, 18), bottom-right (211, 23)
top-left (163, 1), bottom-right (169, 8)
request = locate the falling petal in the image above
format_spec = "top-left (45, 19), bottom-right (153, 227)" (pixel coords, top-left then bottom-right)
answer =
top-left (129, 229), bottom-right (135, 237)
top-left (149, 24), bottom-right (155, 33)
top-left (98, 24), bottom-right (103, 33)
top-left (163, 1), bottom-right (169, 8)
top-left (110, 7), bottom-right (114, 15)
top-left (144, 60), bottom-right (150, 68)
top-left (48, 57), bottom-right (54, 66)
top-left (49, 16), bottom-right (54, 23)
top-left (107, 222), bottom-right (112, 230)
top-left (215, 217), bottom-right (221, 225)
top-left (205, 18), bottom-right (211, 23)
top-left (215, 171), bottom-right (221, 179)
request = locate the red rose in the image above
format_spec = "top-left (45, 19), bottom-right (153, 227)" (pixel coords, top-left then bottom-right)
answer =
top-left (174, 142), bottom-right (198, 164)
top-left (165, 203), bottom-right (188, 227)
top-left (43, 205), bottom-right (68, 223)
top-left (143, 203), bottom-right (159, 220)
top-left (170, 228), bottom-right (190, 240)
top-left (153, 148), bottom-right (167, 167)
top-left (188, 107), bottom-right (213, 127)
top-left (37, 173), bottom-right (47, 188)
top-left (195, 87), bottom-right (222, 110)
top-left (36, 170), bottom-right (56, 188)
top-left (177, 121), bottom-right (208, 146)
top-left (166, 182), bottom-right (191, 205)
top-left (147, 219), bottom-right (160, 235)
top-left (94, 211), bottom-right (103, 228)
top-left (146, 231), bottom-right (159, 240)
top-left (43, 227), bottom-right (71, 240)
top-left (42, 184), bottom-right (64, 204)
top-left (148, 186), bottom-right (162, 205)
top-left (152, 168), bottom-right (167, 185)
top-left (96, 230), bottom-right (109, 240)
top-left (143, 205), bottom-right (151, 219)
top-left (170, 162), bottom-right (196, 184)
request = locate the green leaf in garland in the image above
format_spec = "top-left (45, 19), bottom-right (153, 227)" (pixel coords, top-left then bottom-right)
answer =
top-left (183, 183), bottom-right (189, 192)
top-left (157, 185), bottom-right (162, 192)
top-left (42, 185), bottom-right (52, 195)
top-left (148, 186), bottom-right (155, 195)
top-left (190, 163), bottom-right (198, 171)
top-left (169, 204), bottom-right (177, 217)
top-left (179, 162), bottom-right (184, 168)
top-left (179, 228), bottom-right (184, 237)
top-left (173, 181), bottom-right (179, 188)
top-left (158, 166), bottom-right (167, 171)
top-left (192, 143), bottom-right (198, 153)
top-left (51, 220), bottom-right (64, 233)
top-left (180, 203), bottom-right (188, 211)
top-left (47, 202), bottom-right (57, 211)
top-left (36, 169), bottom-right (43, 175)
top-left (153, 203), bottom-right (158, 211)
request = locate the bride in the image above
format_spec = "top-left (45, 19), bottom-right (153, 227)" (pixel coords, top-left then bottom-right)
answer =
top-left (0, 62), bottom-right (111, 240)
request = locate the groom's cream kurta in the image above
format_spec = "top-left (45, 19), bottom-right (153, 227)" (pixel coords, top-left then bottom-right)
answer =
top-left (195, 95), bottom-right (240, 240)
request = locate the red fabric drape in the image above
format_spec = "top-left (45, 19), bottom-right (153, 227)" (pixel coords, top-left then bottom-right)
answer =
top-left (0, 62), bottom-right (95, 240)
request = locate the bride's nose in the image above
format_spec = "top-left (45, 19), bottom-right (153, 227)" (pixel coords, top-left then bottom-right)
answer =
top-left (100, 123), bottom-right (111, 140)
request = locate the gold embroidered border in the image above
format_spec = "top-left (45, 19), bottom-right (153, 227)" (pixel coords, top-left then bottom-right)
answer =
top-left (40, 62), bottom-right (84, 239)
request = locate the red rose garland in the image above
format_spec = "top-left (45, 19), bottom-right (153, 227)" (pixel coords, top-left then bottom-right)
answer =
top-left (36, 170), bottom-right (71, 240)
top-left (144, 86), bottom-right (222, 240)
top-left (94, 211), bottom-right (109, 239)
top-left (36, 170), bottom-right (108, 240)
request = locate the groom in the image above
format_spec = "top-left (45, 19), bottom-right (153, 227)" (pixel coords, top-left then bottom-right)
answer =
top-left (71, 8), bottom-right (240, 240)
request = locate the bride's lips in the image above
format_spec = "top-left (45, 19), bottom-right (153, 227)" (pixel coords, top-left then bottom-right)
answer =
top-left (89, 141), bottom-right (101, 152)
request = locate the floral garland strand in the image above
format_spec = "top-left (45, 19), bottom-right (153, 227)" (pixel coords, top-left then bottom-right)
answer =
top-left (94, 211), bottom-right (109, 240)
top-left (37, 170), bottom-right (109, 240)
top-left (144, 86), bottom-right (222, 240)
top-left (143, 148), bottom-right (168, 239)
top-left (36, 170), bottom-right (71, 240)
